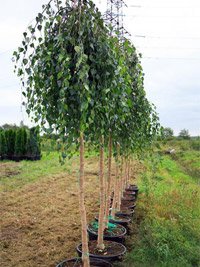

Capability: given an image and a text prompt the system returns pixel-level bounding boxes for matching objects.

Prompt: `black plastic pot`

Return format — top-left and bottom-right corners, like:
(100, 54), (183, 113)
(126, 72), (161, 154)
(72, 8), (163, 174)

(95, 215), (131, 229)
(124, 191), (136, 196)
(115, 209), (135, 218)
(56, 257), (113, 267)
(126, 185), (139, 196)
(87, 223), (127, 243)
(122, 196), (136, 202)
(121, 203), (136, 210)
(76, 240), (126, 262)
(121, 202), (136, 210)
(126, 184), (138, 190)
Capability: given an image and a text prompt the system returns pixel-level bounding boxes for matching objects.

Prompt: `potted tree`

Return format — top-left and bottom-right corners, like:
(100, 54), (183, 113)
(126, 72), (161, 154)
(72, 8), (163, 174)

(14, 0), (126, 265)
(14, 0), (160, 265)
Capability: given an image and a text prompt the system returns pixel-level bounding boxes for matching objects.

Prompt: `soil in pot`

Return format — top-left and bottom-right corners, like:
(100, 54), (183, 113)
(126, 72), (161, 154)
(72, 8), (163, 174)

(95, 215), (131, 227)
(121, 200), (136, 207)
(76, 240), (126, 262)
(88, 221), (127, 243)
(56, 257), (113, 267)
(115, 209), (135, 217)
(122, 196), (136, 202)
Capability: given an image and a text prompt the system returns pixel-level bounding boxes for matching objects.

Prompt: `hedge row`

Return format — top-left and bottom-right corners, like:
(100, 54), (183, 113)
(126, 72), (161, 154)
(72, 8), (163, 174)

(0, 127), (41, 161)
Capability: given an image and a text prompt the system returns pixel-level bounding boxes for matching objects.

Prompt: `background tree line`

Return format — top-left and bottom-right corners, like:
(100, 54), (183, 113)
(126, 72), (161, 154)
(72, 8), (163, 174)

(0, 125), (41, 161)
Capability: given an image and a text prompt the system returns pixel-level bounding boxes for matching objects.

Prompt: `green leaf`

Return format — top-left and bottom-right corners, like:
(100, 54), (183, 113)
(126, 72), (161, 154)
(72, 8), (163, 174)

(37, 25), (42, 31)
(23, 59), (28, 65)
(84, 84), (89, 91)
(74, 46), (81, 53)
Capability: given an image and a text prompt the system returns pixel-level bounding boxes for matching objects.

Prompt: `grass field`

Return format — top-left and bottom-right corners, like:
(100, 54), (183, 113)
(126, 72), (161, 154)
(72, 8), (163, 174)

(0, 139), (200, 267)
(123, 140), (200, 267)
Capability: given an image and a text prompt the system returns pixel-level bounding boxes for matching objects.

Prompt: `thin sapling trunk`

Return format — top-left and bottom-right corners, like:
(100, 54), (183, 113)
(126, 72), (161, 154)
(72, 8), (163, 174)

(79, 132), (90, 267)
(104, 134), (112, 228)
(97, 135), (105, 250)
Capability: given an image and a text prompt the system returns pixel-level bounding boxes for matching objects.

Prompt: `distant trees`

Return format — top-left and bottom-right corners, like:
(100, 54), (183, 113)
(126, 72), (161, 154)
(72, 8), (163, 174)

(162, 127), (174, 140)
(0, 123), (18, 130)
(178, 129), (190, 140)
(0, 126), (41, 161)
(0, 130), (7, 159)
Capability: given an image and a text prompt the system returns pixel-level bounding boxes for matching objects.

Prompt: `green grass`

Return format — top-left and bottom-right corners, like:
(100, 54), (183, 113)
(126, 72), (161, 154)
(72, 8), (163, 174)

(123, 143), (200, 267)
(172, 151), (200, 180)
(0, 151), (74, 191)
(0, 148), (99, 191)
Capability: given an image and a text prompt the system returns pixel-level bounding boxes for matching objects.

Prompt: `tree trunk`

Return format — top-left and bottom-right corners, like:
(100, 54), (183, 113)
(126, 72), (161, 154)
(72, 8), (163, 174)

(104, 134), (112, 228)
(124, 158), (128, 192)
(117, 157), (123, 211)
(111, 156), (118, 218)
(79, 132), (90, 267)
(97, 135), (105, 250)
(127, 158), (130, 188)
(111, 144), (120, 214)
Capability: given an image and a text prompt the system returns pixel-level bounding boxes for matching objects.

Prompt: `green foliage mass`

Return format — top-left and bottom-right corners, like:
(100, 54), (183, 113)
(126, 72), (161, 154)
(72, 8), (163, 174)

(0, 131), (7, 157)
(5, 129), (16, 156)
(178, 129), (190, 140)
(161, 127), (174, 140)
(13, 0), (160, 157)
(0, 127), (41, 160)
(27, 127), (41, 157)
(15, 128), (24, 157)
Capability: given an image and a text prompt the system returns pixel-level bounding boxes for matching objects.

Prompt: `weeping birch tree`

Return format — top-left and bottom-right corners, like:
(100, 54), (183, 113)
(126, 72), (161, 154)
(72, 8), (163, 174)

(13, 0), (120, 265)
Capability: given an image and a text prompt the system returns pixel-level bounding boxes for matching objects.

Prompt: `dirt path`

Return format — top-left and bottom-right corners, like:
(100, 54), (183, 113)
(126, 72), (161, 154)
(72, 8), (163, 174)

(0, 157), (141, 267)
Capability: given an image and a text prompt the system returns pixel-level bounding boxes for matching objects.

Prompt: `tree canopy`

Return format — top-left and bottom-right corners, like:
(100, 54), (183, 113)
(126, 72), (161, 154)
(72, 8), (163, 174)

(13, 0), (160, 157)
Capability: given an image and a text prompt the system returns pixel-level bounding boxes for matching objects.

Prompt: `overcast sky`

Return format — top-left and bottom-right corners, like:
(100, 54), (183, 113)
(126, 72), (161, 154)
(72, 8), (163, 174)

(0, 0), (200, 135)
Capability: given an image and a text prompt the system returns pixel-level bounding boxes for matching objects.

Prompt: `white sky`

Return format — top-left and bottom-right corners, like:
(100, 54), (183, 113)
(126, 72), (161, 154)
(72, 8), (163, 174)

(0, 0), (200, 136)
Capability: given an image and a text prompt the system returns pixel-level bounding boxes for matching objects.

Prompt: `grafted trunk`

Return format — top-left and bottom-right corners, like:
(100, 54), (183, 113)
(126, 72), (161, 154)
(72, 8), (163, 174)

(97, 135), (105, 250)
(79, 132), (90, 267)
(104, 134), (112, 228)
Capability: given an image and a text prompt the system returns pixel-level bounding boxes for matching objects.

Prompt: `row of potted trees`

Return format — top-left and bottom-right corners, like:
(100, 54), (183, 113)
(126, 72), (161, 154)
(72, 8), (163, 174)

(0, 127), (41, 161)
(13, 0), (160, 266)
(58, 180), (139, 266)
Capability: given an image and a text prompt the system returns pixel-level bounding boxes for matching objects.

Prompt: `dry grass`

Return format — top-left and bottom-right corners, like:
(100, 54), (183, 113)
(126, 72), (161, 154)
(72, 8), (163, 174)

(0, 157), (100, 267)
(0, 157), (140, 267)
(0, 162), (21, 178)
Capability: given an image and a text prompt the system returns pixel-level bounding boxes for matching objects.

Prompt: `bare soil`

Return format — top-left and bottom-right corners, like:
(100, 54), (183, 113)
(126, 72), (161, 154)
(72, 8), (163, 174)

(0, 158), (141, 267)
